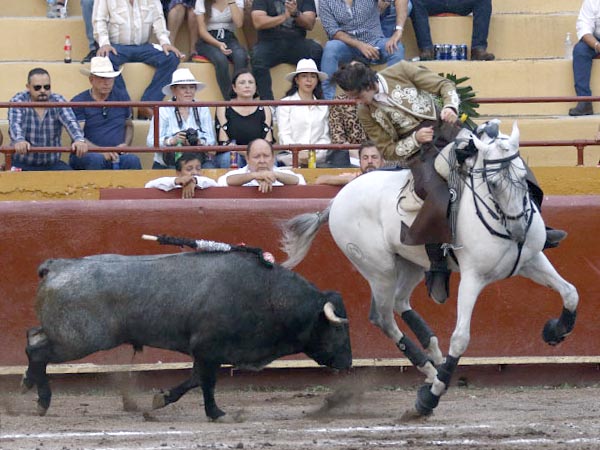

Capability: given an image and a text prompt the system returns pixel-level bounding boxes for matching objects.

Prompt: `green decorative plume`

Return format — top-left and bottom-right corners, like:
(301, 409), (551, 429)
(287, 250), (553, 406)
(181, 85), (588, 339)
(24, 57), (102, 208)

(437, 73), (480, 130)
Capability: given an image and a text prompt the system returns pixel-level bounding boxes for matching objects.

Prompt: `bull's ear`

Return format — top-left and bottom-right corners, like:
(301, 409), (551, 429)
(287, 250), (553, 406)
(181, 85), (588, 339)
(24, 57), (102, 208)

(323, 302), (348, 325)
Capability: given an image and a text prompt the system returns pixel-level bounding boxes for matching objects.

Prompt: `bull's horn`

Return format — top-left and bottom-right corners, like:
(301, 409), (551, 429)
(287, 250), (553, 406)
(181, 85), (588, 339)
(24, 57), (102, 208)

(323, 302), (348, 325)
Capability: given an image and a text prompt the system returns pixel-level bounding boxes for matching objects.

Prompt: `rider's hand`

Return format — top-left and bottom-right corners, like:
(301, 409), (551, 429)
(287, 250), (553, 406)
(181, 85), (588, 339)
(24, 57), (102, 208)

(440, 107), (458, 124)
(414, 126), (434, 144)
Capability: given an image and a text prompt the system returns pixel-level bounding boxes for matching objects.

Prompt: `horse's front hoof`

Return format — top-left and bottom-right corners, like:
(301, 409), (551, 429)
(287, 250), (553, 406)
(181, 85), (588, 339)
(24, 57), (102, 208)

(414, 384), (439, 416)
(20, 376), (34, 394)
(542, 318), (566, 346)
(152, 392), (167, 410)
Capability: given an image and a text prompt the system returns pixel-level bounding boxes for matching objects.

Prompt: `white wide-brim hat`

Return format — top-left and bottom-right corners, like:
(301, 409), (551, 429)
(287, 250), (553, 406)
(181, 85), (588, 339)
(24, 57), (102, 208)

(285, 58), (328, 82)
(162, 68), (206, 96)
(80, 56), (122, 78)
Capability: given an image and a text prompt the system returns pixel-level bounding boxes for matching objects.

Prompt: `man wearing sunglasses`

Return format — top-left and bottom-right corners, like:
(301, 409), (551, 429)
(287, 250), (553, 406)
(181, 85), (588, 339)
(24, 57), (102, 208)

(70, 57), (141, 170)
(8, 67), (88, 171)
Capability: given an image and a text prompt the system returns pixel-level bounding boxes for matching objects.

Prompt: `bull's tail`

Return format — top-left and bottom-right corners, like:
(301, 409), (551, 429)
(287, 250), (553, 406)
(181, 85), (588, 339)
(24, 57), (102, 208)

(280, 206), (330, 269)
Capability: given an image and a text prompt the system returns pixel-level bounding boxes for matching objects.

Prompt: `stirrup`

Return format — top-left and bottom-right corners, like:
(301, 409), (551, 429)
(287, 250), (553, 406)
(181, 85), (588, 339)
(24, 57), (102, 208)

(441, 242), (462, 257)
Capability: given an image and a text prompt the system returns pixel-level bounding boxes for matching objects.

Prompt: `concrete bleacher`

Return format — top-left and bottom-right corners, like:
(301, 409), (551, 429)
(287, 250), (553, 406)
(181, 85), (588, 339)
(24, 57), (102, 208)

(1, 0), (599, 168)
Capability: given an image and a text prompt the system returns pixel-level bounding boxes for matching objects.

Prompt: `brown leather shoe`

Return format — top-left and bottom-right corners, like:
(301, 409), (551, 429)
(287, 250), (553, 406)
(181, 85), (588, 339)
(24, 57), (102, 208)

(471, 47), (495, 61)
(419, 48), (435, 61)
(137, 107), (154, 120)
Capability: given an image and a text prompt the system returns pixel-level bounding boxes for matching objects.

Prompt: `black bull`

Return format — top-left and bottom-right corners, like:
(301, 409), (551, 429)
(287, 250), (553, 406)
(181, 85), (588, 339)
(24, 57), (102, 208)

(22, 251), (352, 419)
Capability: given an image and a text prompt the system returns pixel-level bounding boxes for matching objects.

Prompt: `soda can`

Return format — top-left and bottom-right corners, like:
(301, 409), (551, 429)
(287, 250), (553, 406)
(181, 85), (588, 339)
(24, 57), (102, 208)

(434, 44), (442, 60)
(460, 44), (468, 60)
(450, 44), (458, 60)
(443, 44), (452, 60)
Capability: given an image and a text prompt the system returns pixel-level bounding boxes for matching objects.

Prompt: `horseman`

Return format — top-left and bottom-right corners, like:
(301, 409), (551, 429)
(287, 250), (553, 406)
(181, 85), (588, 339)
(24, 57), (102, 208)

(330, 61), (566, 303)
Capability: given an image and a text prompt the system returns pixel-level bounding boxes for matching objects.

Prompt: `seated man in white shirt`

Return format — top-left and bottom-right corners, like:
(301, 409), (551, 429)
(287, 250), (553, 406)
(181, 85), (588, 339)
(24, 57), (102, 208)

(145, 152), (217, 199)
(218, 138), (306, 193)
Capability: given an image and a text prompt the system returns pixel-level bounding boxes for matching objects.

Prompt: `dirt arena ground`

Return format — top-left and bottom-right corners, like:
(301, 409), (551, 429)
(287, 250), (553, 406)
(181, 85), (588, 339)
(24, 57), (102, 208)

(2, 372), (600, 450)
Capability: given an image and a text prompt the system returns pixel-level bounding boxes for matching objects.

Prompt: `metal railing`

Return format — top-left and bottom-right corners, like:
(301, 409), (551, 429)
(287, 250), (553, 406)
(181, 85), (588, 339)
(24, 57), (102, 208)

(1, 96), (599, 170)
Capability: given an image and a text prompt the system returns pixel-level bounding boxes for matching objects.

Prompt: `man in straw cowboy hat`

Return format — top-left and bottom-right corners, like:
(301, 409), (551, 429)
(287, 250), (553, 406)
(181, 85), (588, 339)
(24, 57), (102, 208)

(70, 56), (141, 170)
(92, 0), (182, 120)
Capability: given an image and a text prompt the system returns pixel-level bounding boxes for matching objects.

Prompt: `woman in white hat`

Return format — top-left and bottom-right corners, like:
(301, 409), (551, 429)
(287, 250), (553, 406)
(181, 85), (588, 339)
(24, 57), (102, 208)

(146, 68), (217, 169)
(276, 58), (331, 167)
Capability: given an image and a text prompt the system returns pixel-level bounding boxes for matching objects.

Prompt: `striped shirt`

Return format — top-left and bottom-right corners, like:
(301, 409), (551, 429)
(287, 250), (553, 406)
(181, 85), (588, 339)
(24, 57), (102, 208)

(319, 0), (384, 47)
(8, 91), (84, 167)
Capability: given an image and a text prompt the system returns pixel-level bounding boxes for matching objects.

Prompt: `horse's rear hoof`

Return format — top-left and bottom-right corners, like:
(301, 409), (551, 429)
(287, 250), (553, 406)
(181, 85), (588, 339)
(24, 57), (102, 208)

(152, 393), (167, 410)
(20, 376), (34, 394)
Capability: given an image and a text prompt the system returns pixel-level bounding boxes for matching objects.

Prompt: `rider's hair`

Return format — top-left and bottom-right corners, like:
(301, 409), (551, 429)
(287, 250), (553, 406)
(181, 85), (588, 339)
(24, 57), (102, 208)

(331, 62), (378, 94)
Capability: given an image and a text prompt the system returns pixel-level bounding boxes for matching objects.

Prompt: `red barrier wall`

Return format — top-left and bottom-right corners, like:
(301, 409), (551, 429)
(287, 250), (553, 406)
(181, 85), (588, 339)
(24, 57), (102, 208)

(0, 195), (598, 368)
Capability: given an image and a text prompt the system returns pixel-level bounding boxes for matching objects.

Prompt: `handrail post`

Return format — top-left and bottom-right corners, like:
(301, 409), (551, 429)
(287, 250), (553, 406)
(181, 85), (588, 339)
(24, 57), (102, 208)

(292, 146), (299, 168)
(5, 151), (13, 171)
(575, 144), (585, 166)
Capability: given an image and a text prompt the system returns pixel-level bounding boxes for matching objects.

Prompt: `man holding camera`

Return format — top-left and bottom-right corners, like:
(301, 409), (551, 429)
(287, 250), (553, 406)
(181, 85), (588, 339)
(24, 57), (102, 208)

(71, 57), (142, 170)
(146, 68), (216, 169)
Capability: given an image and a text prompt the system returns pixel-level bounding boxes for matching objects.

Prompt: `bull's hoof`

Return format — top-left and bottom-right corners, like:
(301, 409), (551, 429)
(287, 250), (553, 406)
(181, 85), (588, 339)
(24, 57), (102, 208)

(542, 318), (566, 346)
(414, 384), (439, 417)
(152, 392), (167, 410)
(20, 375), (34, 394)
(207, 407), (226, 421)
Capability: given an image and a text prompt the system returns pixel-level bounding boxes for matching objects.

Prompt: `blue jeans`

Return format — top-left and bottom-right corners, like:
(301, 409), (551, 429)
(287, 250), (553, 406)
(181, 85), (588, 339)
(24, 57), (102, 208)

(251, 38), (323, 100)
(12, 160), (72, 171)
(81, 0), (95, 50)
(573, 40), (597, 97)
(321, 39), (405, 99)
(69, 153), (142, 170)
(195, 30), (249, 99)
(202, 151), (246, 169)
(109, 43), (180, 101)
(410, 0), (492, 50)
(380, 1), (413, 38)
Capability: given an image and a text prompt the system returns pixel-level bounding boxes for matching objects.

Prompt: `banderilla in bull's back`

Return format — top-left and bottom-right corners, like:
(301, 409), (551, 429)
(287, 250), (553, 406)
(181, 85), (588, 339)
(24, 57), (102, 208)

(23, 235), (352, 419)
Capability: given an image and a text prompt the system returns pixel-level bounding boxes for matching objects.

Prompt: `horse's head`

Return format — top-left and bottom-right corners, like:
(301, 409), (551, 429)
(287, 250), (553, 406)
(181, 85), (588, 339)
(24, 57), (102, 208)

(471, 122), (532, 243)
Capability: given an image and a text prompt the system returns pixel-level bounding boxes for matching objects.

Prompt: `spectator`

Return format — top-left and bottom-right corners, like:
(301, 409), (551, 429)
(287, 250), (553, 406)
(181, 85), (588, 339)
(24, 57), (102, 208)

(410, 0), (495, 61)
(250, 0), (323, 100)
(93, 0), (182, 120)
(569, 0), (600, 116)
(276, 58), (330, 167)
(315, 140), (384, 185)
(319, 0), (405, 99)
(379, 0), (412, 41)
(194, 0), (249, 99)
(70, 57), (142, 170)
(146, 68), (216, 169)
(167, 0), (199, 60)
(214, 68), (274, 168)
(328, 90), (368, 167)
(145, 152), (218, 198)
(80, 0), (97, 63)
(217, 138), (306, 192)
(8, 68), (88, 171)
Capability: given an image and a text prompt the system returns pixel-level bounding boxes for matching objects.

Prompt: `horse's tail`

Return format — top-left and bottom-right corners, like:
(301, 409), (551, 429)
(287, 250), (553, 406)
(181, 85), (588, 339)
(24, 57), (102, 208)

(280, 206), (331, 269)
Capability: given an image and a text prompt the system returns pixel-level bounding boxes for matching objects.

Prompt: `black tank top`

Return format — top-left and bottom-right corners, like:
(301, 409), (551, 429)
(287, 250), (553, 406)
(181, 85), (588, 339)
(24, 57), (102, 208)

(216, 106), (271, 145)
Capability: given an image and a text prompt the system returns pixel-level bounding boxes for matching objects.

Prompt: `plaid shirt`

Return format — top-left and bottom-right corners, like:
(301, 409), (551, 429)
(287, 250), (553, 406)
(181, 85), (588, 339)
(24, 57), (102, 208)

(319, 0), (383, 47)
(8, 91), (84, 167)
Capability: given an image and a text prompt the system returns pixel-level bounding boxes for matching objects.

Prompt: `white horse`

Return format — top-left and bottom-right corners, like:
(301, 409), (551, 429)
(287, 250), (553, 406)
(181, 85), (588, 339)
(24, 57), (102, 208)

(280, 123), (579, 416)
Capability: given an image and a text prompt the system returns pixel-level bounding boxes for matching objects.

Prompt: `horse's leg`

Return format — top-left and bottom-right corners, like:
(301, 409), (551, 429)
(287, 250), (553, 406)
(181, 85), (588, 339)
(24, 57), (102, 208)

(368, 261), (439, 383)
(415, 274), (484, 416)
(518, 253), (578, 345)
(152, 359), (201, 410)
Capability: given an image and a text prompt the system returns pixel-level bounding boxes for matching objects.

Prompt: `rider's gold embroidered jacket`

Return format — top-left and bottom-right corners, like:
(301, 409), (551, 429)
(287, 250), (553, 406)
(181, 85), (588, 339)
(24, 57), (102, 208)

(357, 61), (460, 160)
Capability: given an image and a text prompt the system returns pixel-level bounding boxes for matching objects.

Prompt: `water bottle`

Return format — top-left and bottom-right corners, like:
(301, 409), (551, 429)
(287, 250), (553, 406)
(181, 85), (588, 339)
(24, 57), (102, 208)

(64, 35), (72, 63)
(564, 32), (573, 60)
(308, 150), (317, 169)
(229, 139), (238, 169)
(47, 0), (57, 18)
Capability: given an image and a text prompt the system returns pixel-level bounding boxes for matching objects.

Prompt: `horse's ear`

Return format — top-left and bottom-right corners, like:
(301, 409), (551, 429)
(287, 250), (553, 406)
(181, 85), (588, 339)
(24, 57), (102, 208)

(472, 134), (490, 153)
(508, 122), (520, 150)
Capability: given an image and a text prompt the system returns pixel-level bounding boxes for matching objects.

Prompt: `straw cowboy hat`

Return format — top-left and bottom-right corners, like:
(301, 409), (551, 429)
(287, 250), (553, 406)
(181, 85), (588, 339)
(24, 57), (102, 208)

(161, 68), (206, 96)
(285, 58), (328, 82)
(80, 56), (122, 78)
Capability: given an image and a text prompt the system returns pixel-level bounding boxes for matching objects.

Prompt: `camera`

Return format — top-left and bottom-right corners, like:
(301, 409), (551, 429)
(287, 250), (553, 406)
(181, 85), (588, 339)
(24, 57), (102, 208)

(185, 128), (199, 146)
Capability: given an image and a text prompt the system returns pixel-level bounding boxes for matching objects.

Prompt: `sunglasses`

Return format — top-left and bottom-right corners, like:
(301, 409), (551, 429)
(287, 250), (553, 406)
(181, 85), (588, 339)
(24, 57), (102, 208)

(32, 84), (51, 91)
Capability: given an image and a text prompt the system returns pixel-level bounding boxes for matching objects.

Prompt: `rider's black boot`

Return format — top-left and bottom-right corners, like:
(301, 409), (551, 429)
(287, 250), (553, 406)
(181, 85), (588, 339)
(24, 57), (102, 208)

(544, 227), (567, 249)
(425, 243), (451, 304)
